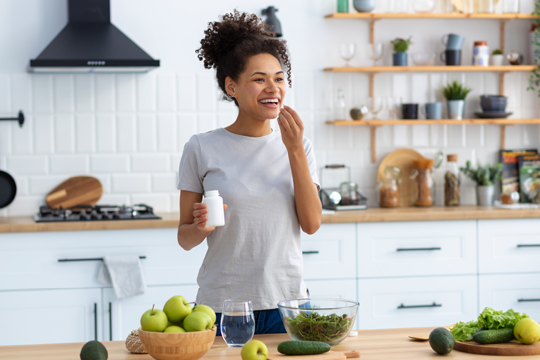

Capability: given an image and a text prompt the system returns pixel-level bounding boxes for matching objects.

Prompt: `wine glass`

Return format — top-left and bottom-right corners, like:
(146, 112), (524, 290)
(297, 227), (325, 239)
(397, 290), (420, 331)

(340, 43), (356, 67)
(369, 97), (383, 120)
(386, 96), (403, 119)
(370, 43), (384, 66)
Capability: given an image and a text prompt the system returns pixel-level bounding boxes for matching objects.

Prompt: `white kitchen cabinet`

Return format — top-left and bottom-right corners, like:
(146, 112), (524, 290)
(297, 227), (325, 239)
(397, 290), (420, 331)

(302, 223), (356, 280)
(357, 221), (477, 278)
(357, 275), (478, 330)
(0, 229), (205, 291)
(478, 219), (540, 274)
(103, 285), (198, 341)
(0, 288), (102, 346)
(479, 273), (540, 321)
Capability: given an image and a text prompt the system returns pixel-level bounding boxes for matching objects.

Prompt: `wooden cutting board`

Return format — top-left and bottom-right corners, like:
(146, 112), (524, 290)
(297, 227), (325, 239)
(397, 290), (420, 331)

(269, 350), (360, 360)
(46, 176), (103, 209)
(453, 339), (540, 356)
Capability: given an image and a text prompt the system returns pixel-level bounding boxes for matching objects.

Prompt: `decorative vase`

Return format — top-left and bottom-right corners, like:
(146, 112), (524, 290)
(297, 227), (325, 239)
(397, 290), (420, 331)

(353, 0), (377, 12)
(477, 185), (495, 206)
(393, 53), (408, 66)
(490, 54), (504, 66)
(447, 99), (465, 120)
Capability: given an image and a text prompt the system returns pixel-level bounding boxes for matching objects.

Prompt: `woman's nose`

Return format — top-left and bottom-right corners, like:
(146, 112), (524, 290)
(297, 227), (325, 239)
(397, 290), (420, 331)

(265, 81), (279, 93)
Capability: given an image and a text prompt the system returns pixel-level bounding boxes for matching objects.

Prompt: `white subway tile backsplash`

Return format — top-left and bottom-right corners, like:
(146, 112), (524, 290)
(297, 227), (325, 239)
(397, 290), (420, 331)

(54, 114), (75, 153)
(54, 75), (74, 112)
(130, 193), (170, 212)
(13, 176), (28, 196)
(6, 156), (47, 175)
(116, 114), (137, 153)
(10, 73), (32, 113)
(112, 174), (150, 193)
(393, 125), (409, 147)
(116, 74), (136, 112)
(217, 112), (236, 128)
(411, 125), (429, 147)
(131, 154), (169, 172)
(136, 73), (156, 112)
(137, 114), (157, 152)
(95, 74), (115, 112)
(157, 73), (177, 112)
(75, 114), (95, 153)
(49, 155), (89, 174)
(33, 115), (53, 154)
(0, 123), (11, 155)
(171, 153), (182, 172)
(32, 75), (53, 113)
(6, 196), (44, 216)
(197, 113), (217, 134)
(0, 74), (10, 113)
(171, 192), (180, 212)
(96, 114), (116, 152)
(178, 113), (197, 149)
(12, 115), (33, 154)
(74, 74), (94, 112)
(197, 73), (216, 112)
(29, 175), (67, 195)
(93, 174), (111, 193)
(97, 194), (131, 206)
(157, 114), (176, 153)
(177, 73), (196, 111)
(152, 174), (177, 192)
(91, 155), (129, 173)
(295, 72), (315, 111)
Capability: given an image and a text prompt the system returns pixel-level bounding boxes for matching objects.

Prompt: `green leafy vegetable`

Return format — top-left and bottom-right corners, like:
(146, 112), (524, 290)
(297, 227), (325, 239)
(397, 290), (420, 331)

(450, 308), (529, 342)
(286, 311), (353, 342)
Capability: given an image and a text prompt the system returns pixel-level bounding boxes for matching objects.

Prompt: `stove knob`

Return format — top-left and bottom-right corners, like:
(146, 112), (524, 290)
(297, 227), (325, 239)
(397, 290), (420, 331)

(91, 210), (98, 219)
(113, 211), (120, 219)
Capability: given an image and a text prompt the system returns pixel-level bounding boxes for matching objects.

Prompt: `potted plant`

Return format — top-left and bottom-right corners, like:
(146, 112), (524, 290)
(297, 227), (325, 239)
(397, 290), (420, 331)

(460, 160), (503, 206)
(442, 80), (472, 120)
(391, 37), (412, 66)
(491, 49), (504, 66)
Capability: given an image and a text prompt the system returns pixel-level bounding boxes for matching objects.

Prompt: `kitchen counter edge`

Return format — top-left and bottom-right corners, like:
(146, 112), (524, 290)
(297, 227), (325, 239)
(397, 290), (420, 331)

(1, 206), (539, 233)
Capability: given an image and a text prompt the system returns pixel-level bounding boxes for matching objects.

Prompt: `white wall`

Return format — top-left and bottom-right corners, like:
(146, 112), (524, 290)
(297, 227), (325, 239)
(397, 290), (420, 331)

(0, 0), (539, 216)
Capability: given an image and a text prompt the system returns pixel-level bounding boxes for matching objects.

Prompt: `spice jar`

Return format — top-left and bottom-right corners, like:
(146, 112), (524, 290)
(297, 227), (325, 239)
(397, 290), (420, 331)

(339, 181), (360, 205)
(378, 179), (400, 208)
(411, 158), (435, 207)
(444, 154), (460, 206)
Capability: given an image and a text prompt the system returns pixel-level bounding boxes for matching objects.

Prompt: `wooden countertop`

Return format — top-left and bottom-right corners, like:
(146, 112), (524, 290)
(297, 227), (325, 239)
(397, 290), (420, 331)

(1, 206), (539, 233)
(2, 327), (537, 360)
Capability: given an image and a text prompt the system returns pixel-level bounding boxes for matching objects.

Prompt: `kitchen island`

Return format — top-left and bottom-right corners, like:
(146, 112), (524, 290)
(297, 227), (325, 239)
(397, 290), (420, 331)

(2, 327), (535, 360)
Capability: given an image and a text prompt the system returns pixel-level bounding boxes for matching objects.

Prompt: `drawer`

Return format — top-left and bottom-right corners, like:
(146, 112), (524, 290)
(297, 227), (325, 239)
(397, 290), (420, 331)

(357, 221), (476, 278)
(302, 223), (356, 280)
(479, 219), (540, 274)
(0, 229), (206, 290)
(357, 275), (478, 330)
(479, 273), (540, 321)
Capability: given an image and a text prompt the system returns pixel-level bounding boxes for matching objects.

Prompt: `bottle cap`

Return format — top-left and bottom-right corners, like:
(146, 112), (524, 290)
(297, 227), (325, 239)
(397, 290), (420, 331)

(204, 190), (219, 197)
(447, 154), (458, 162)
(474, 41), (487, 46)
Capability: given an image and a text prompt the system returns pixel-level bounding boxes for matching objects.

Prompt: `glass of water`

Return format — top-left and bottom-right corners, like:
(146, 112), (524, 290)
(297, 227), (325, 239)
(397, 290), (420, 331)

(221, 299), (255, 347)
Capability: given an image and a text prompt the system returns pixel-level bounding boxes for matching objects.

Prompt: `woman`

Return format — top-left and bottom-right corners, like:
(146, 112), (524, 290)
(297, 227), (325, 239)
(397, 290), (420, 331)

(177, 10), (322, 335)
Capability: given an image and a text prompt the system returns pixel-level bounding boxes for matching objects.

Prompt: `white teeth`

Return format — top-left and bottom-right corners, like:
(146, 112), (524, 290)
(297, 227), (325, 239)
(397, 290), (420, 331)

(260, 99), (278, 104)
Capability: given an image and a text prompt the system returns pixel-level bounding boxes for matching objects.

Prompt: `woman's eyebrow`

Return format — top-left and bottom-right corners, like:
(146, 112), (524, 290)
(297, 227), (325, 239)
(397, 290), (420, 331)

(250, 71), (284, 76)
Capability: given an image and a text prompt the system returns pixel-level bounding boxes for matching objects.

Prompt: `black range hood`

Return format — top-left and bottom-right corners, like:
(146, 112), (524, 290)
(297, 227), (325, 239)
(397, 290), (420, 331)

(29, 0), (160, 73)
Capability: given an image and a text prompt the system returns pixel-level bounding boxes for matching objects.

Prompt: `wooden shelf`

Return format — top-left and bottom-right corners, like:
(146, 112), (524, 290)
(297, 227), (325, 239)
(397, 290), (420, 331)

(324, 65), (537, 72)
(327, 119), (540, 125)
(325, 13), (539, 19)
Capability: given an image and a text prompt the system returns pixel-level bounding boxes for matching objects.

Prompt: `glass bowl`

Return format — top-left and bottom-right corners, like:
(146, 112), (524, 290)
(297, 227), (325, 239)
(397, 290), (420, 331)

(412, 52), (436, 66)
(277, 298), (359, 345)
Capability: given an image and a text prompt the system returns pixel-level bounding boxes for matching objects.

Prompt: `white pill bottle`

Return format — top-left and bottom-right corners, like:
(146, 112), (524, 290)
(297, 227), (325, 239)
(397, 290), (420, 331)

(202, 190), (225, 227)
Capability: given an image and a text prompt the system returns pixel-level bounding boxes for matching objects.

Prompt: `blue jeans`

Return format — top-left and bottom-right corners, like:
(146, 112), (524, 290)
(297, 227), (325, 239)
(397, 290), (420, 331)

(214, 308), (286, 336)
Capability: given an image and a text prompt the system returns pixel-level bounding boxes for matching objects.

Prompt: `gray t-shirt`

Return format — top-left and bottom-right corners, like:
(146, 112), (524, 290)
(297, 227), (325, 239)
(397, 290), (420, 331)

(177, 127), (319, 312)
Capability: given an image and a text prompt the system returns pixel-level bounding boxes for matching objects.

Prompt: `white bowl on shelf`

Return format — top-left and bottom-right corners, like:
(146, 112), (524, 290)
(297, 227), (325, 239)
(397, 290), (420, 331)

(411, 52), (436, 66)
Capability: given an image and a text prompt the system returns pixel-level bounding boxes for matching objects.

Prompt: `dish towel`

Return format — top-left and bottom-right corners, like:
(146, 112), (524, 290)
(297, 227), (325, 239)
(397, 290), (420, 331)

(97, 255), (147, 299)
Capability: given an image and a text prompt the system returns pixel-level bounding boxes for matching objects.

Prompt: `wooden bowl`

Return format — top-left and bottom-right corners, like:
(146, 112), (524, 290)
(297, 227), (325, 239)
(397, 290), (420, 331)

(138, 327), (217, 360)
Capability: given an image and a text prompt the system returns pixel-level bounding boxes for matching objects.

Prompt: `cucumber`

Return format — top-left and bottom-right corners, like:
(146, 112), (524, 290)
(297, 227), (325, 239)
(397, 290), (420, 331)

(473, 328), (514, 344)
(277, 341), (331, 355)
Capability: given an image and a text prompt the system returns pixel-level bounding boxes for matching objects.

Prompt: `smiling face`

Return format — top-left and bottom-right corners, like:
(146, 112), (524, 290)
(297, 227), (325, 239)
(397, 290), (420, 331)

(226, 53), (287, 121)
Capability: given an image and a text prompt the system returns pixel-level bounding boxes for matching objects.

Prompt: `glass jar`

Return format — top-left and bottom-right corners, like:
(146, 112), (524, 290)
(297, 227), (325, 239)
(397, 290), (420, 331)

(444, 154), (460, 206)
(503, 0), (519, 13)
(378, 179), (400, 208)
(337, 0), (349, 13)
(339, 181), (359, 205)
(411, 168), (435, 207)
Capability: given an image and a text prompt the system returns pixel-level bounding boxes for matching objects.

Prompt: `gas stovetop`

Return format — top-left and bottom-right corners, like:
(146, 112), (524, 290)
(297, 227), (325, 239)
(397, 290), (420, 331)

(34, 204), (162, 222)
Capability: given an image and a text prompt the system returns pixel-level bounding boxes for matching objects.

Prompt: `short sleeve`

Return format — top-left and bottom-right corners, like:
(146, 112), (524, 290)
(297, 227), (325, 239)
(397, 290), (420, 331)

(177, 135), (204, 193)
(303, 137), (320, 191)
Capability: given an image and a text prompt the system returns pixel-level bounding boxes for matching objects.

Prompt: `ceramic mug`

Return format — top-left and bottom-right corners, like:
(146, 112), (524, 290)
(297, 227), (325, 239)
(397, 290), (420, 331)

(440, 50), (462, 66)
(422, 102), (443, 119)
(441, 33), (465, 50)
(402, 104), (419, 119)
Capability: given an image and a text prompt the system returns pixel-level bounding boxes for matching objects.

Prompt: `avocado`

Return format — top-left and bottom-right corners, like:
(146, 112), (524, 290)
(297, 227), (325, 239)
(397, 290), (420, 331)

(429, 327), (455, 355)
(473, 328), (514, 344)
(80, 340), (108, 360)
(277, 341), (331, 355)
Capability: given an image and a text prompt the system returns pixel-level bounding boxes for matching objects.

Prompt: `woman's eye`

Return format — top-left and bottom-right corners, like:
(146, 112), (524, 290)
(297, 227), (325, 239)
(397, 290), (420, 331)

(255, 78), (264, 82)
(276, 77), (284, 82)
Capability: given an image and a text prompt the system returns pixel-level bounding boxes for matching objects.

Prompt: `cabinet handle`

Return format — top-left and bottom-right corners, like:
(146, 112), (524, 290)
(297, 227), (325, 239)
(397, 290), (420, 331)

(58, 256), (146, 262)
(517, 244), (540, 248)
(396, 247), (441, 251)
(109, 302), (112, 341)
(302, 251), (320, 255)
(518, 298), (540, 302)
(398, 302), (442, 309)
(94, 303), (98, 341)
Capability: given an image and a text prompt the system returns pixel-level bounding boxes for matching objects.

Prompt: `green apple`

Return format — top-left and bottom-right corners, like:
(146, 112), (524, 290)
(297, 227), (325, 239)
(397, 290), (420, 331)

(514, 318), (540, 344)
(192, 304), (216, 323)
(140, 305), (168, 332)
(163, 295), (192, 324)
(241, 340), (268, 360)
(164, 325), (186, 333)
(183, 311), (214, 332)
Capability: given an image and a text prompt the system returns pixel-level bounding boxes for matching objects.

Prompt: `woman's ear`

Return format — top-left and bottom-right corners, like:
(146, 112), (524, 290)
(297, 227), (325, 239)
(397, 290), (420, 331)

(224, 77), (236, 98)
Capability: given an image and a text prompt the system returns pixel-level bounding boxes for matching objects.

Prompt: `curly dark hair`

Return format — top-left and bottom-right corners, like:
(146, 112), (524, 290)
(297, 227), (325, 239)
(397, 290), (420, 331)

(196, 10), (292, 106)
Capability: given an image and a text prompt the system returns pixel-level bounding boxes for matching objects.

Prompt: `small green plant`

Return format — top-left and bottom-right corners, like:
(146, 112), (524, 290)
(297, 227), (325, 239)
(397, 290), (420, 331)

(442, 80), (472, 101)
(492, 49), (503, 55)
(528, 2), (540, 97)
(460, 161), (503, 186)
(391, 37), (412, 53)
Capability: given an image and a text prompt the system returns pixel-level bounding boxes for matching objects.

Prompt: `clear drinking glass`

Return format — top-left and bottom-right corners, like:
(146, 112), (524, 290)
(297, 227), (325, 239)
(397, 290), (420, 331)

(370, 43), (384, 66)
(221, 300), (255, 347)
(369, 97), (383, 120)
(386, 96), (402, 119)
(340, 43), (356, 66)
